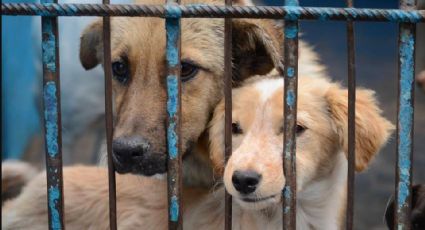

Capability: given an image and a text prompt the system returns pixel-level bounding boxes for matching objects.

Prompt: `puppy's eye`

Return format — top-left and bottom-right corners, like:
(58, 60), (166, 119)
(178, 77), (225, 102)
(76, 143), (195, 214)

(296, 125), (306, 135)
(232, 122), (243, 135)
(181, 61), (199, 82)
(112, 59), (129, 84)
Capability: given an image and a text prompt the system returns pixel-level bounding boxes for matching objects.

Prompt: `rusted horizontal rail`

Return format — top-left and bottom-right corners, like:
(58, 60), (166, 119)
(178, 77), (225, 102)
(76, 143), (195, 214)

(2, 3), (425, 22)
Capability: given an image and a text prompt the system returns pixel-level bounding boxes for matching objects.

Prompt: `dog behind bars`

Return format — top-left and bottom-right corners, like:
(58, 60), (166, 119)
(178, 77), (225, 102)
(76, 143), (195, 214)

(186, 76), (394, 229)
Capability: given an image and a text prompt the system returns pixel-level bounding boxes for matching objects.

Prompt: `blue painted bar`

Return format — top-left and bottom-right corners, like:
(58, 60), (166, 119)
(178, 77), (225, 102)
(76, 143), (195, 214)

(165, 4), (182, 229)
(282, 0), (299, 229)
(2, 3), (425, 22)
(395, 22), (415, 230)
(41, 0), (64, 229)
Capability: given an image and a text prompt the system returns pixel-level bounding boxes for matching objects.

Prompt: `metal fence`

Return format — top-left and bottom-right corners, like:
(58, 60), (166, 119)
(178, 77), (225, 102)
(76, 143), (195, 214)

(2, 0), (424, 229)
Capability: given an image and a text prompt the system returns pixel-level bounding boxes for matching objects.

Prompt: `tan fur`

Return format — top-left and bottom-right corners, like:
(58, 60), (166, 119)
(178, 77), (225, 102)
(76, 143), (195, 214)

(2, 166), (208, 230)
(195, 76), (394, 229)
(2, 161), (38, 204)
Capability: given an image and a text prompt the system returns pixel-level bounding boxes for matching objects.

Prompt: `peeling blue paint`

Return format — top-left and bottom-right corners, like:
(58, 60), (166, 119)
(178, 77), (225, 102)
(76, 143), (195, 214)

(397, 29), (414, 211)
(167, 76), (178, 117)
(284, 6), (301, 20)
(170, 196), (179, 222)
(165, 4), (182, 18)
(384, 10), (422, 23)
(286, 90), (295, 107)
(284, 22), (298, 39)
(167, 76), (179, 159)
(283, 186), (292, 198)
(282, 186), (292, 213)
(165, 18), (180, 67)
(44, 82), (58, 157)
(286, 67), (294, 78)
(48, 186), (62, 229)
(167, 123), (178, 159)
(42, 18), (56, 72)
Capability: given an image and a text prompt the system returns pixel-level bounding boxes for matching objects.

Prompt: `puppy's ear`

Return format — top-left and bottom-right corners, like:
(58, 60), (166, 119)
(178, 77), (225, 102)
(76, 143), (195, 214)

(208, 100), (226, 175)
(80, 19), (103, 70)
(326, 86), (395, 172)
(232, 19), (283, 83)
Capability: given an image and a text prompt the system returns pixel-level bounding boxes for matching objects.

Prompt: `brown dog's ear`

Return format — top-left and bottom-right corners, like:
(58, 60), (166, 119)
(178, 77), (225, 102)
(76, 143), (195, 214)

(208, 99), (226, 175)
(80, 19), (103, 70)
(326, 86), (395, 172)
(232, 19), (283, 83)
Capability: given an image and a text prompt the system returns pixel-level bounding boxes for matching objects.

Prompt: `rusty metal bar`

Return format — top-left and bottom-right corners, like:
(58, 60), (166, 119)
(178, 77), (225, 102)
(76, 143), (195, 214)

(102, 0), (117, 229)
(41, 0), (64, 229)
(224, 0), (233, 229)
(345, 0), (356, 230)
(395, 0), (416, 229)
(165, 2), (183, 229)
(282, 0), (298, 229)
(2, 3), (425, 22)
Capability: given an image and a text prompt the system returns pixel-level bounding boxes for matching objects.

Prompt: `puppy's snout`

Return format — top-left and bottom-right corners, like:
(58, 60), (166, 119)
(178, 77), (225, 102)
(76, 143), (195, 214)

(112, 136), (150, 159)
(232, 170), (262, 194)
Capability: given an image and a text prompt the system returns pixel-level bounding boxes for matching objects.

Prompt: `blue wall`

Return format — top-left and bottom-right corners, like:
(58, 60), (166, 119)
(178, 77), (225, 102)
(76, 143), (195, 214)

(2, 0), (40, 159)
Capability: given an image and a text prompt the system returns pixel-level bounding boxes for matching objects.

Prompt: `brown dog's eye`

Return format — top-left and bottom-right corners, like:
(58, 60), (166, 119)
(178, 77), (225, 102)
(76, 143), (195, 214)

(112, 59), (129, 84)
(232, 122), (243, 135)
(296, 125), (306, 135)
(181, 61), (199, 82)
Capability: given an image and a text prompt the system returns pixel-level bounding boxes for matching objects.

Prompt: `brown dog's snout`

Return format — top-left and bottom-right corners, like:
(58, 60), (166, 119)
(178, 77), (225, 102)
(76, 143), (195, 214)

(112, 136), (166, 176)
(232, 170), (262, 195)
(112, 136), (150, 159)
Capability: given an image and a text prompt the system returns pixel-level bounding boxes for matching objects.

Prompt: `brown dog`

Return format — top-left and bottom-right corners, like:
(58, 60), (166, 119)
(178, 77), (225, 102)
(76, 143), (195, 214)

(79, 0), (285, 186)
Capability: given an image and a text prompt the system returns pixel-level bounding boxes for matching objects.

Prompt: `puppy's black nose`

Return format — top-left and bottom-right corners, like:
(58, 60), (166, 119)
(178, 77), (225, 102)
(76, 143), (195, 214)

(232, 170), (262, 194)
(112, 136), (150, 161)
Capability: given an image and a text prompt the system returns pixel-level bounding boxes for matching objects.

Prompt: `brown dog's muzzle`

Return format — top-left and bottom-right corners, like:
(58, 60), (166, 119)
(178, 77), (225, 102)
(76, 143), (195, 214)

(112, 135), (167, 176)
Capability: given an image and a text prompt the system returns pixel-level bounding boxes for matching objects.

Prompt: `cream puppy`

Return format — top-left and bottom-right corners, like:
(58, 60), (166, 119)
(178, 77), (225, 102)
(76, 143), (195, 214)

(186, 76), (394, 230)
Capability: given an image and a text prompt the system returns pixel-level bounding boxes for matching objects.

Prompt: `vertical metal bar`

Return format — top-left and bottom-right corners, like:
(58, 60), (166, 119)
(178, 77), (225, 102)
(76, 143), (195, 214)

(346, 0), (356, 230)
(282, 0), (299, 229)
(224, 0), (233, 229)
(102, 0), (117, 229)
(165, 2), (182, 230)
(395, 0), (416, 229)
(41, 0), (64, 229)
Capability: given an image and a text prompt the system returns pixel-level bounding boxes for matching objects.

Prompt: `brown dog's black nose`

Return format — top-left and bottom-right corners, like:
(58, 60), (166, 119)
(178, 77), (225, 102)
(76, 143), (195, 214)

(232, 170), (262, 194)
(112, 136), (167, 176)
(112, 136), (150, 159)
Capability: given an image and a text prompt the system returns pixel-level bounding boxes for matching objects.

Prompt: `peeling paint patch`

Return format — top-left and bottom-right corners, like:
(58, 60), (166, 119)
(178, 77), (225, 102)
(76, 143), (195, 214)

(44, 82), (58, 157)
(167, 76), (178, 117)
(286, 90), (295, 107)
(284, 24), (298, 39)
(284, 6), (301, 20)
(165, 4), (182, 18)
(167, 75), (179, 159)
(282, 186), (292, 213)
(165, 17), (180, 67)
(167, 122), (178, 159)
(170, 196), (179, 222)
(42, 19), (57, 72)
(48, 186), (62, 229)
(286, 67), (294, 78)
(397, 28), (414, 211)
